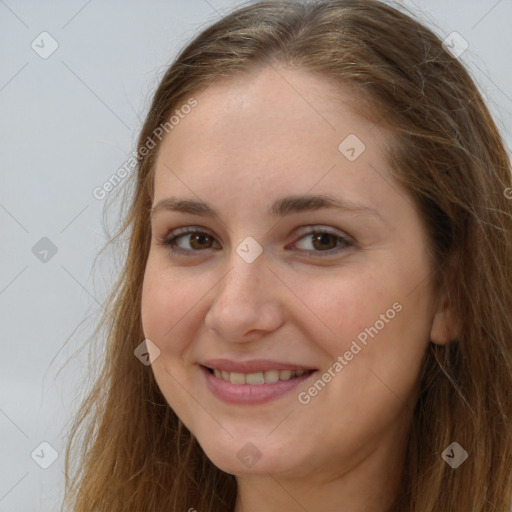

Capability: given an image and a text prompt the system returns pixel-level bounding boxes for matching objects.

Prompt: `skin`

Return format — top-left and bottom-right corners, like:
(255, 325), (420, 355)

(140, 64), (455, 511)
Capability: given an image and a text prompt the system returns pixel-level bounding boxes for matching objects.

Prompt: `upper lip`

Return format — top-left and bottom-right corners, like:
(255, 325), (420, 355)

(201, 358), (317, 373)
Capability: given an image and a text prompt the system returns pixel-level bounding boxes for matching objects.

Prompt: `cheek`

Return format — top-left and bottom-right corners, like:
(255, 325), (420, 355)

(301, 251), (432, 369)
(294, 264), (397, 353)
(140, 260), (206, 428)
(140, 259), (200, 354)
(307, 263), (433, 415)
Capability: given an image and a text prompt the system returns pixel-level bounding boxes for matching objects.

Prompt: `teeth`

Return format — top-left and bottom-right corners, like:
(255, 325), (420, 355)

(229, 372), (246, 385)
(211, 368), (309, 384)
(264, 369), (279, 383)
(279, 370), (292, 380)
(246, 372), (265, 385)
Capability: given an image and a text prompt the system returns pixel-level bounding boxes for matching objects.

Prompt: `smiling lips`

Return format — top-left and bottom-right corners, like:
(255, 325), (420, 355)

(211, 368), (310, 385)
(200, 358), (318, 404)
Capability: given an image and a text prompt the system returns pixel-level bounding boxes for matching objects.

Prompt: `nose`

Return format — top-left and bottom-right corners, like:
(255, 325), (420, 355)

(204, 247), (285, 343)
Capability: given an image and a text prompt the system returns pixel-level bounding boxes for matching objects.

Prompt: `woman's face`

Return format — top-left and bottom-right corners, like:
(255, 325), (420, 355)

(141, 65), (443, 479)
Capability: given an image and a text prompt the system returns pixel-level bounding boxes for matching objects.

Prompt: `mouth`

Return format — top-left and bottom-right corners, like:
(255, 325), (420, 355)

(203, 366), (315, 385)
(199, 363), (319, 405)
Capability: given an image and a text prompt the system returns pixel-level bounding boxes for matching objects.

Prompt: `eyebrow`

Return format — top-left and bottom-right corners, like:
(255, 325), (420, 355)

(150, 194), (381, 220)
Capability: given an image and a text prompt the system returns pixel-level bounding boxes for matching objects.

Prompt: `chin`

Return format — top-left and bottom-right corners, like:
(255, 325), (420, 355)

(203, 446), (285, 476)
(195, 433), (311, 477)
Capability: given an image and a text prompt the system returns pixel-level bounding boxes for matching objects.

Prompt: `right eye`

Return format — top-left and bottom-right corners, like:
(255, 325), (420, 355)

(157, 227), (221, 255)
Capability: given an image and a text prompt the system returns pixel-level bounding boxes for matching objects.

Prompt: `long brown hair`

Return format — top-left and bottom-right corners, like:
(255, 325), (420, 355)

(62, 1), (512, 510)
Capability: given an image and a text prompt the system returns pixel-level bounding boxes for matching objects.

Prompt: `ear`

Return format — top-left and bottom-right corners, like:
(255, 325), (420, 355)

(430, 270), (459, 345)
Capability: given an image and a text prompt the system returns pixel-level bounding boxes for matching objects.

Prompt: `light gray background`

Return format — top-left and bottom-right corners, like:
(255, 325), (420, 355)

(1, 1), (511, 510)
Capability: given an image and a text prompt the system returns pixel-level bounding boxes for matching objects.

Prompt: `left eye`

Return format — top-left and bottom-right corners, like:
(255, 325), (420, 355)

(291, 230), (352, 255)
(158, 227), (352, 257)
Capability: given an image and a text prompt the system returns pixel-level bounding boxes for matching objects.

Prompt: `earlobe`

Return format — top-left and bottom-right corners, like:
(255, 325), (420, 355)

(430, 282), (459, 345)
(430, 311), (453, 345)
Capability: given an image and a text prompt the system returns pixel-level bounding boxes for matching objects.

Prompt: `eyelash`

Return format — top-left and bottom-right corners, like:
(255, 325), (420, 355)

(157, 226), (353, 258)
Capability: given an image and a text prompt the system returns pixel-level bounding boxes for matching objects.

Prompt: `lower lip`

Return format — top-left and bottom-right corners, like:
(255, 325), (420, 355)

(200, 365), (317, 405)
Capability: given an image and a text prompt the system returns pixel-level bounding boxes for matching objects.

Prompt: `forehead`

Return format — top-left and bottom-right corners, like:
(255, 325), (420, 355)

(152, 65), (395, 219)
(159, 66), (384, 159)
(160, 65), (371, 147)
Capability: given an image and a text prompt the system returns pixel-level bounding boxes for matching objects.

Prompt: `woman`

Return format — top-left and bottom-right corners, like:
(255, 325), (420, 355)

(63, 0), (512, 510)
